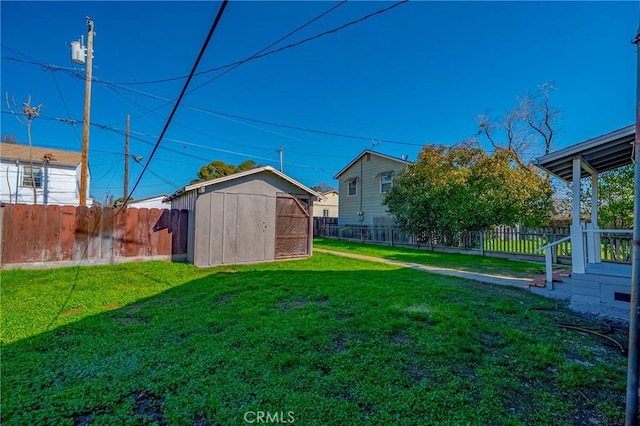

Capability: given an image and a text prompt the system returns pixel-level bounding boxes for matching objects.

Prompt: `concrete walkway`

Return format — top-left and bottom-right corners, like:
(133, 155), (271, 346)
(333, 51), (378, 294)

(314, 248), (532, 290)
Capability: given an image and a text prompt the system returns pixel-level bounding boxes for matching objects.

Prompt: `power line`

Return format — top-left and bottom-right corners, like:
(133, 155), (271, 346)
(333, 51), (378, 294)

(121, 0), (230, 206)
(5, 50), (424, 148)
(96, 81), (425, 146)
(1, 109), (351, 169)
(186, 106), (425, 147)
(106, 1), (405, 87)
(186, 1), (348, 94)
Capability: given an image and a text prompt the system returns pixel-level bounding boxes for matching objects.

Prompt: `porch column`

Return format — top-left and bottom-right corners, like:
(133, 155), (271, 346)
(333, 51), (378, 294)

(571, 158), (585, 273)
(589, 173), (601, 263)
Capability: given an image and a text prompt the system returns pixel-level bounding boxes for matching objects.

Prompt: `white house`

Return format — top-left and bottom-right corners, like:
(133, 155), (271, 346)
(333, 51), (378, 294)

(0, 143), (90, 206)
(127, 194), (170, 209)
(312, 190), (338, 218)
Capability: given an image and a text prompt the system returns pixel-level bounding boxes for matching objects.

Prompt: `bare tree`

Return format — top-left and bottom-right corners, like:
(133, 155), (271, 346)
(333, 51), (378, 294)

(517, 83), (557, 156)
(477, 84), (558, 169)
(6, 93), (43, 204)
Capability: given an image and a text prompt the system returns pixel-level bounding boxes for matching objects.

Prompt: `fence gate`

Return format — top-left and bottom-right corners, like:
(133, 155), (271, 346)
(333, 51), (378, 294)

(275, 195), (309, 259)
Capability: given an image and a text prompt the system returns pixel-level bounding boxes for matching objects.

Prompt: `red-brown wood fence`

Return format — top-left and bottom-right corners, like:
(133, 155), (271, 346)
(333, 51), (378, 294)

(0, 204), (188, 267)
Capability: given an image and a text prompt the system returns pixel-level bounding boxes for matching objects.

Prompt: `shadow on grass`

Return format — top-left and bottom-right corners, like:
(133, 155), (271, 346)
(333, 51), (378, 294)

(2, 264), (626, 425)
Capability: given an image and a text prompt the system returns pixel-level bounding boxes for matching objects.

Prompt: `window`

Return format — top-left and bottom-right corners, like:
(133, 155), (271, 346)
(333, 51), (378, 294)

(380, 171), (394, 193)
(323, 209), (329, 217)
(348, 179), (358, 196)
(22, 166), (43, 188)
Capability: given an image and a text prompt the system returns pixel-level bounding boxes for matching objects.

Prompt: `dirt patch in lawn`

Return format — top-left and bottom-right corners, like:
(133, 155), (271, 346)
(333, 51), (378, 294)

(405, 361), (430, 383)
(390, 332), (414, 345)
(131, 391), (165, 425)
(125, 302), (149, 314)
(278, 296), (328, 313)
(60, 307), (83, 317)
(102, 303), (122, 311)
(72, 412), (93, 426)
(328, 335), (348, 354)
(117, 316), (149, 325)
(214, 293), (237, 306)
(336, 312), (355, 321)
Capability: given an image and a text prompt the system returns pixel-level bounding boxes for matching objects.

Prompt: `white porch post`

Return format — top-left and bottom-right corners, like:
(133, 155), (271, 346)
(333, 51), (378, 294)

(571, 158), (585, 273)
(590, 173), (601, 263)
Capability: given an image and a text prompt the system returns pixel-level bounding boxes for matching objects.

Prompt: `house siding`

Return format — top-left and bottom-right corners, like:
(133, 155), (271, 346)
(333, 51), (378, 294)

(0, 160), (87, 206)
(337, 154), (408, 226)
(312, 191), (339, 217)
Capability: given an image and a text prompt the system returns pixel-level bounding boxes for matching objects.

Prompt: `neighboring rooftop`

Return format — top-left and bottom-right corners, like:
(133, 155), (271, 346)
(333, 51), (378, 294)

(333, 149), (412, 179)
(0, 143), (82, 166)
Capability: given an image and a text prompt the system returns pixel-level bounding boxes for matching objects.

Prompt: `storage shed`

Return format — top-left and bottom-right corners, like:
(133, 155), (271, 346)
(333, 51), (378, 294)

(165, 166), (322, 267)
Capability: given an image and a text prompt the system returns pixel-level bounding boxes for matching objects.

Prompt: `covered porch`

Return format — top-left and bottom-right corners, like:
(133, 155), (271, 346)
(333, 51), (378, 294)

(533, 124), (634, 320)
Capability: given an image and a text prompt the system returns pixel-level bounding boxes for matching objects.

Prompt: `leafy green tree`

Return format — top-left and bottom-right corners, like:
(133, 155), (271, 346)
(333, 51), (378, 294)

(384, 143), (551, 238)
(582, 164), (633, 229)
(191, 160), (259, 184)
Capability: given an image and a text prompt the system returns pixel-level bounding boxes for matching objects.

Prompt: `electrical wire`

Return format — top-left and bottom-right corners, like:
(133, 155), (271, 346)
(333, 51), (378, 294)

(185, 1), (348, 94)
(91, 82), (425, 147)
(2, 109), (345, 172)
(50, 70), (82, 145)
(105, 1), (405, 87)
(3, 54), (425, 148)
(115, 1), (230, 207)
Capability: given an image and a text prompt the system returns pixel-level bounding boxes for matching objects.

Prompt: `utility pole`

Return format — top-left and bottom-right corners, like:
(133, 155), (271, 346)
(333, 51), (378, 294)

(123, 115), (130, 205)
(79, 17), (94, 206)
(278, 146), (284, 172)
(626, 20), (640, 426)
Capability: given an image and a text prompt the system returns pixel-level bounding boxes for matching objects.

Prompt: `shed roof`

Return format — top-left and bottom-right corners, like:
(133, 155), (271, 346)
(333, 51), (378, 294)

(333, 150), (412, 179)
(166, 166), (322, 201)
(0, 143), (82, 166)
(533, 125), (635, 182)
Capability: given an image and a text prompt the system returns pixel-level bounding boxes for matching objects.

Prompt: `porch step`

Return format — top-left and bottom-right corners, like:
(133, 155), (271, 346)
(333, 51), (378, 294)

(530, 269), (571, 288)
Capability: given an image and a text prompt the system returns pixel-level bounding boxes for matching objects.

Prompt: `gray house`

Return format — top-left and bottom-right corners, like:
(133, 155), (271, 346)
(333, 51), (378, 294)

(334, 150), (411, 226)
(166, 166), (321, 267)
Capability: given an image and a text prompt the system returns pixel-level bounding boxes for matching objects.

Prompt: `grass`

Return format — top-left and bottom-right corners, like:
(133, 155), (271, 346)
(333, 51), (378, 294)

(314, 237), (547, 278)
(1, 254), (627, 425)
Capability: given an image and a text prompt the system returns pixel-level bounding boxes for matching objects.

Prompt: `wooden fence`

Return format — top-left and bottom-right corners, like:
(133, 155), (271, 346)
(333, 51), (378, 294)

(312, 216), (339, 237)
(0, 204), (188, 268)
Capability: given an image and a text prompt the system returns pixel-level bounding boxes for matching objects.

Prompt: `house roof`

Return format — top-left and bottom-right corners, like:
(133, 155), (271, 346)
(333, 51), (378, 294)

(0, 143), (82, 166)
(128, 194), (169, 204)
(166, 166), (322, 201)
(333, 150), (412, 179)
(533, 125), (635, 182)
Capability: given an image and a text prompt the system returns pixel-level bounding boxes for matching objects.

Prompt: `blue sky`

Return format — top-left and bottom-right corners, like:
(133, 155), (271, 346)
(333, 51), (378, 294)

(1, 1), (637, 201)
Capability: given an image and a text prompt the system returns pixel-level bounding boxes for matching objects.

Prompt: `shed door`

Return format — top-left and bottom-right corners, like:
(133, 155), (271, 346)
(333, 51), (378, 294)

(275, 195), (309, 259)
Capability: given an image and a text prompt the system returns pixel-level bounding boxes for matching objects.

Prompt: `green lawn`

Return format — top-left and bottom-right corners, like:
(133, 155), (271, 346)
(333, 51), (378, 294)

(314, 237), (547, 278)
(2, 254), (627, 425)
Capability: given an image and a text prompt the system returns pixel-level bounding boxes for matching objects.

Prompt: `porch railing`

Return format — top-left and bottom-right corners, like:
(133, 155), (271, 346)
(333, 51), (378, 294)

(536, 236), (572, 290)
(584, 228), (633, 264)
